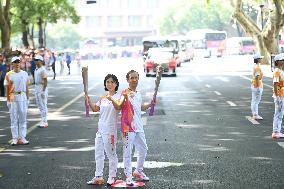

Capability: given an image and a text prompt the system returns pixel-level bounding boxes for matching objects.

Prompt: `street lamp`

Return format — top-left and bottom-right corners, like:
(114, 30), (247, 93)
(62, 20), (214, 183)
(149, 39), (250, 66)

(259, 4), (264, 30)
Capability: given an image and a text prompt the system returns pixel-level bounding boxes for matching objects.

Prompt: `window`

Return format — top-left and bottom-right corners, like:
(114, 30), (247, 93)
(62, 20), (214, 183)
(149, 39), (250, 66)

(128, 16), (142, 27)
(85, 16), (102, 28)
(107, 16), (122, 28)
(128, 0), (141, 8)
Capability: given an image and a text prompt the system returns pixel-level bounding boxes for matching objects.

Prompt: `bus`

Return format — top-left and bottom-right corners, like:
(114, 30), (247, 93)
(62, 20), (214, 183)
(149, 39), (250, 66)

(226, 37), (256, 55)
(167, 35), (194, 65)
(186, 29), (227, 58)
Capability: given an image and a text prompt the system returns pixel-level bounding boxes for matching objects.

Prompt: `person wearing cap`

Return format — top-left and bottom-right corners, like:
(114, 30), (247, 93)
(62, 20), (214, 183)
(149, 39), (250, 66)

(34, 55), (49, 128)
(272, 53), (284, 139)
(4, 56), (30, 145)
(251, 53), (264, 120)
(0, 53), (6, 97)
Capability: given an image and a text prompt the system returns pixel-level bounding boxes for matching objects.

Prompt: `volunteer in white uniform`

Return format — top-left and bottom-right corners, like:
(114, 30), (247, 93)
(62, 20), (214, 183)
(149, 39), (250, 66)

(34, 55), (48, 128)
(4, 56), (30, 145)
(272, 53), (284, 139)
(110, 70), (154, 186)
(251, 53), (264, 120)
(86, 74), (120, 186)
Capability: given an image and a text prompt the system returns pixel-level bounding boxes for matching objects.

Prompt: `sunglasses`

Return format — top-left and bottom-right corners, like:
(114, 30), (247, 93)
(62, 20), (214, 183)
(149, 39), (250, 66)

(12, 60), (21, 63)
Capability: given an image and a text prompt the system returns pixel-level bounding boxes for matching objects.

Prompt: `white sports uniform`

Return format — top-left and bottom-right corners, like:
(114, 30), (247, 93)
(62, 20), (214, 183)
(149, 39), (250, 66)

(34, 66), (48, 126)
(4, 70), (29, 140)
(251, 64), (263, 116)
(273, 68), (284, 133)
(94, 93), (120, 178)
(123, 90), (148, 177)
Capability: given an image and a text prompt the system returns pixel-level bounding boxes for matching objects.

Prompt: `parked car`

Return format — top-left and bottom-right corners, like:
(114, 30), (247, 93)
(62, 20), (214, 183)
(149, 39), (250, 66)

(143, 48), (177, 77)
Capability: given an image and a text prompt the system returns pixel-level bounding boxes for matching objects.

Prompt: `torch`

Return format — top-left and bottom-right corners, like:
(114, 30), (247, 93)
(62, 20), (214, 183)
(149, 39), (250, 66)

(82, 66), (90, 117)
(149, 65), (163, 116)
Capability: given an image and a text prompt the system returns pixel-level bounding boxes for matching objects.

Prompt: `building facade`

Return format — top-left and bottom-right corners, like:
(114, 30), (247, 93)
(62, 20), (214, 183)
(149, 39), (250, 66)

(76, 0), (173, 47)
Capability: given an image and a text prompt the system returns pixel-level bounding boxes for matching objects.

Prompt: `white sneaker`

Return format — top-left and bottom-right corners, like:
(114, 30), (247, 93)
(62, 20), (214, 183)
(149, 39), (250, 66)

(126, 176), (134, 186)
(10, 139), (18, 146)
(133, 170), (150, 181)
(255, 115), (263, 120)
(17, 138), (29, 145)
(106, 177), (116, 185)
(86, 176), (104, 185)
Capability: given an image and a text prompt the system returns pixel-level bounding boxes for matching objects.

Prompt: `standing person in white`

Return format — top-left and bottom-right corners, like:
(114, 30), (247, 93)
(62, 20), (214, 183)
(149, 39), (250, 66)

(86, 74), (120, 186)
(251, 53), (264, 120)
(4, 56), (30, 145)
(34, 55), (48, 128)
(272, 53), (284, 139)
(109, 70), (154, 186)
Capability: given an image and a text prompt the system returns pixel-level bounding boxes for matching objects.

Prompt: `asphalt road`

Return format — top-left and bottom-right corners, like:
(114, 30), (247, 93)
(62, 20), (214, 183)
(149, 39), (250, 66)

(0, 56), (284, 189)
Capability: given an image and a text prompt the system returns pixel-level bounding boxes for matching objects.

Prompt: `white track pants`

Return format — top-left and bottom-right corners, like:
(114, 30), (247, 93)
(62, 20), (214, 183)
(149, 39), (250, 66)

(9, 101), (28, 139)
(95, 133), (118, 178)
(35, 90), (48, 124)
(251, 87), (263, 116)
(273, 97), (284, 133)
(123, 132), (148, 177)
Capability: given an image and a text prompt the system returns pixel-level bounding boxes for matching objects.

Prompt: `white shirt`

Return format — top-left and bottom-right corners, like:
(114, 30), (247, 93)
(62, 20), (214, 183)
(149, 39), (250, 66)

(4, 70), (29, 101)
(34, 66), (48, 92)
(128, 90), (144, 133)
(96, 93), (120, 134)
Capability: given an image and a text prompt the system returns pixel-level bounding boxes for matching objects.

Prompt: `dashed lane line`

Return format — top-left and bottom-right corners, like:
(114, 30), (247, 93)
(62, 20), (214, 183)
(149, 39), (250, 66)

(226, 101), (237, 107)
(214, 91), (221, 95)
(1, 83), (100, 153)
(245, 116), (260, 125)
(205, 84), (211, 88)
(277, 142), (284, 148)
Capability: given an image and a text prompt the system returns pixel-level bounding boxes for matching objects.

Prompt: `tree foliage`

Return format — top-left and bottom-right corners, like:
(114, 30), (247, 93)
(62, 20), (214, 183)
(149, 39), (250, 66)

(0, 0), (80, 49)
(159, 0), (233, 35)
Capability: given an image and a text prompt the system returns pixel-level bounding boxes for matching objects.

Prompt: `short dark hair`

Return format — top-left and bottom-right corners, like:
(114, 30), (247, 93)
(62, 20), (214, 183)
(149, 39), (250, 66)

(126, 70), (139, 80)
(254, 59), (261, 63)
(104, 74), (119, 91)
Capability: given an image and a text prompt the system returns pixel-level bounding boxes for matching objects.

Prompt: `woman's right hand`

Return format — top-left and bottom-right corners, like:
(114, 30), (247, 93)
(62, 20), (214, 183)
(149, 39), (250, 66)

(85, 94), (90, 103)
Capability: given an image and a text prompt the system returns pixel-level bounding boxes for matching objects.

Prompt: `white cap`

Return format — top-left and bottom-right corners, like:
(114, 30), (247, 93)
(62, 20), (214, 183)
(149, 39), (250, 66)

(11, 56), (21, 63)
(34, 55), (44, 62)
(274, 53), (284, 61)
(253, 53), (263, 59)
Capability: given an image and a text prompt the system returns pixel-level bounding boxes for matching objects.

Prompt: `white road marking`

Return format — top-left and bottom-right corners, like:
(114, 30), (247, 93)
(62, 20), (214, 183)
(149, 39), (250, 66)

(277, 142), (284, 148)
(226, 101), (237, 106)
(214, 91), (221, 96)
(240, 75), (272, 89)
(245, 116), (260, 125)
(205, 84), (211, 88)
(193, 75), (202, 82)
(215, 76), (229, 82)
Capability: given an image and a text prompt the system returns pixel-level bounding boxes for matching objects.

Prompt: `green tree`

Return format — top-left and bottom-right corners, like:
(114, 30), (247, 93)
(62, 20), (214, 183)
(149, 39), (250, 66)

(46, 23), (81, 50)
(1, 0), (80, 49)
(159, 0), (233, 35)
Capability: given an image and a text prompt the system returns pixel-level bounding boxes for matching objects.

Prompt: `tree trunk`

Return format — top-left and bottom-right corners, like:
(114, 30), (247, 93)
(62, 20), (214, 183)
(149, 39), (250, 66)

(38, 17), (44, 48)
(43, 22), (47, 48)
(21, 19), (29, 48)
(28, 24), (35, 48)
(0, 0), (11, 49)
(232, 0), (284, 64)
